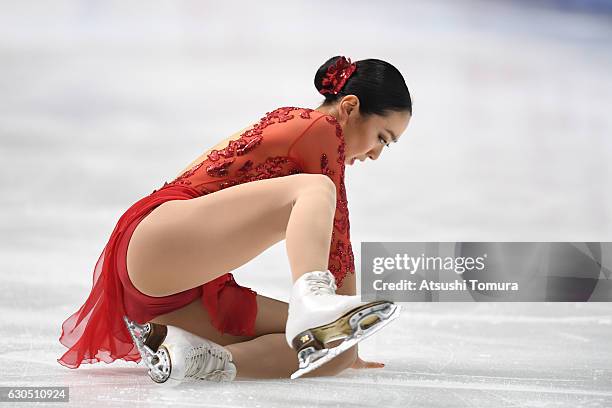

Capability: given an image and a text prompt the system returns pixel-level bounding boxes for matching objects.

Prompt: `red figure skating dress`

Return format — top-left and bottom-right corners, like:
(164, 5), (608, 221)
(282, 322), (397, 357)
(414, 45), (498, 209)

(57, 106), (355, 369)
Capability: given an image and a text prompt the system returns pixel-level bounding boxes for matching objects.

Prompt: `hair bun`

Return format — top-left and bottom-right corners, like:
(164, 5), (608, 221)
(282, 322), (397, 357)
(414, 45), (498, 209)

(314, 56), (357, 96)
(314, 57), (412, 116)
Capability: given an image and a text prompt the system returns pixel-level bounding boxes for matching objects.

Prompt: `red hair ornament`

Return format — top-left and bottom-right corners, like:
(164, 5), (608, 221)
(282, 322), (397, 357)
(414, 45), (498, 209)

(319, 56), (357, 95)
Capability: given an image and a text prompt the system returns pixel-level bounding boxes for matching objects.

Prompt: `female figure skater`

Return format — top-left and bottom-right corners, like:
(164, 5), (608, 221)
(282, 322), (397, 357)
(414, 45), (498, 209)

(57, 55), (412, 382)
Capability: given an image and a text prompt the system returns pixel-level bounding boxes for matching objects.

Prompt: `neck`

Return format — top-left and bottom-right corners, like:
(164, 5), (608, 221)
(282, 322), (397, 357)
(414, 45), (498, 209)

(313, 104), (338, 120)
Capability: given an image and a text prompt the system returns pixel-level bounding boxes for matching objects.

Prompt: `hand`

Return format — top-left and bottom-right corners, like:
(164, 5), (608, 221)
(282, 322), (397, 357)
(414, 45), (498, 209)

(350, 354), (385, 369)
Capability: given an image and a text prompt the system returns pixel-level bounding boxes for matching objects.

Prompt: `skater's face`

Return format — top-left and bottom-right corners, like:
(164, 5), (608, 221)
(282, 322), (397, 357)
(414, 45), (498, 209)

(320, 96), (411, 166)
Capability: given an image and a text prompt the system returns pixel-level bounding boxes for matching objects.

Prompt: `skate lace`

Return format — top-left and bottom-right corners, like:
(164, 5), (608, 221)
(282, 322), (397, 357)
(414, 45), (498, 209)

(306, 273), (337, 295)
(185, 346), (233, 382)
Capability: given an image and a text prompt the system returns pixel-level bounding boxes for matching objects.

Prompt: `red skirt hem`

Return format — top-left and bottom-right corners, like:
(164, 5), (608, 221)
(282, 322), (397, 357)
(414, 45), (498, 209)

(57, 183), (258, 369)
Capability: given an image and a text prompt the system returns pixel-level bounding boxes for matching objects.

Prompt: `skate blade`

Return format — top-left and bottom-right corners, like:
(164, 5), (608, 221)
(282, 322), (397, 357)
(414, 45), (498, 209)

(123, 316), (172, 383)
(290, 300), (393, 352)
(147, 345), (171, 383)
(290, 303), (401, 379)
(123, 316), (155, 358)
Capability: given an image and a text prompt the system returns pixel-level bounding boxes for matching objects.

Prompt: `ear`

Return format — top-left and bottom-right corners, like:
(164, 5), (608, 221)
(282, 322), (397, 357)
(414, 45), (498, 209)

(338, 95), (360, 125)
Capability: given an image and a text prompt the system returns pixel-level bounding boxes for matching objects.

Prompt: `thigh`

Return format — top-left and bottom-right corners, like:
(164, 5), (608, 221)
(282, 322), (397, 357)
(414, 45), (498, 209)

(150, 293), (289, 345)
(127, 173), (330, 297)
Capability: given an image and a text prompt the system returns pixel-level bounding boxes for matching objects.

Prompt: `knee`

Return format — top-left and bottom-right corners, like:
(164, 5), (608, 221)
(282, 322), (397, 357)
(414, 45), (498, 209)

(296, 174), (336, 203)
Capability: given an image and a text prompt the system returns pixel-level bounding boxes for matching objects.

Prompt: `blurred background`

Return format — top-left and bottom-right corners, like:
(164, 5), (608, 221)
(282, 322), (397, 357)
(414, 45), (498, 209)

(1, 1), (611, 406)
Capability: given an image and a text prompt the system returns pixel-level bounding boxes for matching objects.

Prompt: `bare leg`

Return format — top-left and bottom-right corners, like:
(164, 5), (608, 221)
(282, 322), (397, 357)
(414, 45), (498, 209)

(127, 173), (337, 296)
(225, 272), (359, 378)
(226, 335), (356, 379)
(150, 294), (290, 345)
(129, 173), (348, 378)
(150, 294), (357, 378)
(285, 176), (336, 281)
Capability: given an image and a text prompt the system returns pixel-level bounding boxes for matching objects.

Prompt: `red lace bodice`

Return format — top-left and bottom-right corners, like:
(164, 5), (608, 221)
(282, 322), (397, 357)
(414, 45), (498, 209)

(156, 106), (355, 287)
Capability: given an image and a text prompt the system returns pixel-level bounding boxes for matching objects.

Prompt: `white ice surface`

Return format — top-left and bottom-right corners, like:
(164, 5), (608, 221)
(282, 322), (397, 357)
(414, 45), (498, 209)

(1, 0), (612, 407)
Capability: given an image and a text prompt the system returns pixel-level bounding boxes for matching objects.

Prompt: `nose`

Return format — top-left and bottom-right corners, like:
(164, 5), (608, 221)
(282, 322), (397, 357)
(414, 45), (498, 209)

(368, 149), (382, 161)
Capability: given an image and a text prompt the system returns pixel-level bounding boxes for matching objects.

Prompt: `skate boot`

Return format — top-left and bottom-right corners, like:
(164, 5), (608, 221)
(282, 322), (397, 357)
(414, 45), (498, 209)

(285, 270), (401, 379)
(123, 316), (170, 381)
(123, 317), (236, 383)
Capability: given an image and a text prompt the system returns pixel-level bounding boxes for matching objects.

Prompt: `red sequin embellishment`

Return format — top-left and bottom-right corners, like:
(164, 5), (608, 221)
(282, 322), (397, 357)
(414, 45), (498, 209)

(171, 107), (306, 186)
(206, 158), (235, 177)
(320, 56), (357, 95)
(237, 135), (263, 155)
(320, 114), (354, 286)
(162, 106), (354, 288)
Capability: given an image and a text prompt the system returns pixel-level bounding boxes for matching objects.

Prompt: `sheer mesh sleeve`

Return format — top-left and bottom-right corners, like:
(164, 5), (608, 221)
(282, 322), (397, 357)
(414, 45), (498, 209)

(288, 115), (355, 288)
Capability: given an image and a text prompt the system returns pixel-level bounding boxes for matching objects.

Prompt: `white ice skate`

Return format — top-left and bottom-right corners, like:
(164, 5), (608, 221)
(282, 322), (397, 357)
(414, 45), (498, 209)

(123, 317), (236, 383)
(285, 270), (401, 379)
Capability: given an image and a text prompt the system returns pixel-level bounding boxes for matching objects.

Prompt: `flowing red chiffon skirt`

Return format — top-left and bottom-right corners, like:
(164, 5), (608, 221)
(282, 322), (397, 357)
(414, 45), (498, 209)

(57, 183), (258, 369)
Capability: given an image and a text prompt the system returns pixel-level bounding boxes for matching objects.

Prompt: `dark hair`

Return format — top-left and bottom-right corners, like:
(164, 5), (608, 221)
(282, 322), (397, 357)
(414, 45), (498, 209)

(314, 56), (412, 117)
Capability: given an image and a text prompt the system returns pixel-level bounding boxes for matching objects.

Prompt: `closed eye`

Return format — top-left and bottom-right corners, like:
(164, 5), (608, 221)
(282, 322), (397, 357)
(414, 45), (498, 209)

(379, 135), (390, 148)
